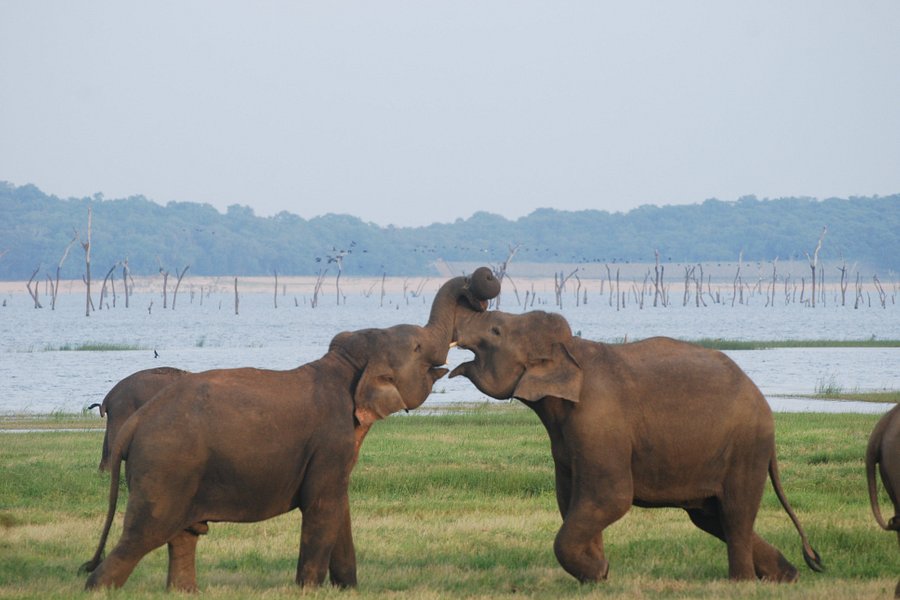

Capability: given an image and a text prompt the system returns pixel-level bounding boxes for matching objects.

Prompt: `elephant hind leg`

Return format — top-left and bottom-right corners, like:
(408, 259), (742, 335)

(84, 530), (167, 589)
(686, 506), (798, 582)
(685, 505), (751, 579)
(166, 527), (206, 591)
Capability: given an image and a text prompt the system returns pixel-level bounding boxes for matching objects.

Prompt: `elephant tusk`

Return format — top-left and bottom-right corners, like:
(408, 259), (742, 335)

(448, 341), (458, 349)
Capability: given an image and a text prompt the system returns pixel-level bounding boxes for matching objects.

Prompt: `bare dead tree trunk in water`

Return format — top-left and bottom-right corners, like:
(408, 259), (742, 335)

(805, 226), (827, 308)
(410, 278), (429, 300)
(873, 275), (887, 308)
(234, 277), (239, 315)
(27, 267), (42, 308)
(505, 276), (521, 307)
(766, 259), (778, 307)
(819, 265), (826, 307)
(98, 263), (120, 309)
(574, 274), (582, 307)
(683, 266), (693, 306)
(79, 206), (94, 317)
(157, 258), (170, 309)
(492, 244), (520, 309)
(122, 260), (131, 308)
(696, 264), (706, 307)
(554, 268), (579, 309)
(48, 234), (78, 310)
(311, 268), (328, 308)
(731, 251), (743, 307)
(273, 269), (278, 308)
(380, 272), (386, 308)
(172, 265), (189, 309)
(639, 271), (650, 309)
(606, 264), (615, 307)
(616, 268), (621, 311)
(837, 259), (851, 307)
(326, 250), (348, 306)
(653, 250), (664, 307)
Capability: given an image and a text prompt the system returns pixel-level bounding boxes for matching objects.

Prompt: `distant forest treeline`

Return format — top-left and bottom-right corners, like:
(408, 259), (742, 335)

(1, 181), (898, 281)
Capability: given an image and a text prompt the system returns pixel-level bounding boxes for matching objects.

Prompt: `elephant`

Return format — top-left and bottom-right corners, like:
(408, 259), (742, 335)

(865, 403), (900, 597)
(81, 267), (500, 591)
(89, 367), (188, 471)
(449, 309), (823, 583)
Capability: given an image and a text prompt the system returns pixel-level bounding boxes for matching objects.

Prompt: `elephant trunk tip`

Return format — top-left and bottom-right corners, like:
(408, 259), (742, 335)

(468, 267), (501, 307)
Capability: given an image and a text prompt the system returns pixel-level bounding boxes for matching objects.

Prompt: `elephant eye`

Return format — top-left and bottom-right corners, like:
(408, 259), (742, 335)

(414, 343), (422, 353)
(491, 326), (501, 336)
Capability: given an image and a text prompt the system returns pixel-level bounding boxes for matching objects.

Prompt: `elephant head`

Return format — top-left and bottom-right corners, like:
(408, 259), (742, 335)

(329, 267), (501, 427)
(449, 310), (583, 403)
(329, 324), (451, 426)
(423, 266), (501, 361)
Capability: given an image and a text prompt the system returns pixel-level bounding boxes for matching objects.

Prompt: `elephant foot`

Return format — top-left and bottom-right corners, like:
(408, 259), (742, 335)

(84, 556), (133, 590)
(887, 515), (900, 531)
(576, 558), (609, 583)
(750, 535), (799, 583)
(762, 563), (799, 583)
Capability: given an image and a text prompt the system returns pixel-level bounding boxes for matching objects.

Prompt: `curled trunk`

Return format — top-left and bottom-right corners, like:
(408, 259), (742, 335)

(425, 266), (500, 356)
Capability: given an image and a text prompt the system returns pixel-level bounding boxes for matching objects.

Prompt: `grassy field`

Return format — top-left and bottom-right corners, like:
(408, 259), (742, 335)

(1, 404), (898, 599)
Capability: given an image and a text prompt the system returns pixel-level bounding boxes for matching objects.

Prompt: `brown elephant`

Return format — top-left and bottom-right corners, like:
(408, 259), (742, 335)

(81, 268), (500, 591)
(449, 309), (823, 583)
(865, 403), (900, 597)
(89, 367), (188, 471)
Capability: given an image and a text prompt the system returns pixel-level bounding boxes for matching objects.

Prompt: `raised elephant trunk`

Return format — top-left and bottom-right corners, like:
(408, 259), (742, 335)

(425, 266), (500, 355)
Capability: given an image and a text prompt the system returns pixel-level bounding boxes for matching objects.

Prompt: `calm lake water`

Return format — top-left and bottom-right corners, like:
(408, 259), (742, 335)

(1, 284), (897, 415)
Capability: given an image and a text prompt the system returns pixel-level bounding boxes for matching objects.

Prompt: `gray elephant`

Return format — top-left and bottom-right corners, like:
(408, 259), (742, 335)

(81, 268), (500, 591)
(450, 309), (823, 583)
(865, 403), (900, 597)
(89, 367), (188, 471)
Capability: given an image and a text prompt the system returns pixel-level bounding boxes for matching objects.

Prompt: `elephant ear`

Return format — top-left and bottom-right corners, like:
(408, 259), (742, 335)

(354, 363), (406, 427)
(513, 342), (582, 404)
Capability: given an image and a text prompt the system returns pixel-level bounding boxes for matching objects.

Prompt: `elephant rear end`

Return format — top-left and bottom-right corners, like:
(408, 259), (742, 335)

(95, 367), (188, 471)
(866, 404), (900, 531)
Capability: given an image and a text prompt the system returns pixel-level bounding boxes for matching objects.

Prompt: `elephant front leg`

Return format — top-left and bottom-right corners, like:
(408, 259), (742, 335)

(327, 502), (358, 588)
(553, 458), (573, 519)
(750, 534), (798, 582)
(296, 495), (350, 587)
(553, 493), (630, 583)
(166, 527), (205, 592)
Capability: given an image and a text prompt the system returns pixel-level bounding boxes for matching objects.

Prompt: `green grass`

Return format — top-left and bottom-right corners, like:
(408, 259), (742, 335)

(807, 375), (900, 403)
(1, 405), (897, 599)
(44, 341), (146, 352)
(812, 390), (900, 403)
(687, 338), (900, 350)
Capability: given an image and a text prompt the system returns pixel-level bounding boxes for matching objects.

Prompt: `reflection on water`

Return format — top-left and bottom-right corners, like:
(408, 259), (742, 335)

(1, 289), (897, 415)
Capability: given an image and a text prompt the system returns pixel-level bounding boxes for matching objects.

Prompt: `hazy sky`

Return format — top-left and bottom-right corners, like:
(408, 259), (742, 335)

(2, 2), (899, 227)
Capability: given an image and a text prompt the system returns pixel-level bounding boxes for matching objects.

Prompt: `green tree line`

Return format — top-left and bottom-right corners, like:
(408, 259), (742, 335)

(1, 181), (897, 280)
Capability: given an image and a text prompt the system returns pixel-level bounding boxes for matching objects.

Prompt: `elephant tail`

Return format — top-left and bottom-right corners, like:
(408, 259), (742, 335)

(865, 415), (894, 531)
(79, 415), (137, 574)
(768, 453), (825, 573)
